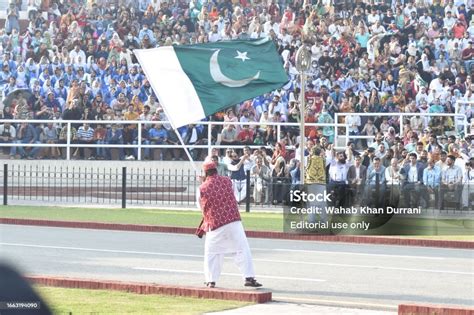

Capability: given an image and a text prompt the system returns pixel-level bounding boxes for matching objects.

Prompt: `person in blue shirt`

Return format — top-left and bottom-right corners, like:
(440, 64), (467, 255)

(105, 124), (124, 160)
(329, 84), (344, 106)
(421, 159), (441, 208)
(148, 123), (168, 160)
(15, 123), (41, 159)
(138, 25), (155, 45)
(429, 98), (445, 113)
(365, 157), (386, 206)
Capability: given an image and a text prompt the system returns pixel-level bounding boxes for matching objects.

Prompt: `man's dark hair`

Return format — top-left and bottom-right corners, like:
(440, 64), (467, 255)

(205, 168), (218, 177)
(409, 153), (417, 158)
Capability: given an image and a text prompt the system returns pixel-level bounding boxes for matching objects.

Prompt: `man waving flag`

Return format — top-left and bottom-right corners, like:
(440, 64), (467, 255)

(134, 38), (288, 128)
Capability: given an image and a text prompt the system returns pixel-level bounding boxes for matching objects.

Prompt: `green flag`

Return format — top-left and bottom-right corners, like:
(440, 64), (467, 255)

(135, 39), (288, 128)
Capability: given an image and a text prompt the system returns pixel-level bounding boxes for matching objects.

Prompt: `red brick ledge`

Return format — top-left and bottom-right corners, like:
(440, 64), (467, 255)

(25, 275), (271, 303)
(399, 303), (474, 315)
(1, 218), (472, 249)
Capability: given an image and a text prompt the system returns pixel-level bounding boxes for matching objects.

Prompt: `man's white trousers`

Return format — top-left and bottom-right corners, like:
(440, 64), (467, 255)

(204, 221), (255, 283)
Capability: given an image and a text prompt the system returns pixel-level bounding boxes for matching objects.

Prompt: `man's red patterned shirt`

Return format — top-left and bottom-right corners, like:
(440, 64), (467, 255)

(199, 174), (241, 231)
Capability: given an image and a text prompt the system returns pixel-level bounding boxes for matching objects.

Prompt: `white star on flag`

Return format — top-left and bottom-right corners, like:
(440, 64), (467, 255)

(234, 51), (250, 62)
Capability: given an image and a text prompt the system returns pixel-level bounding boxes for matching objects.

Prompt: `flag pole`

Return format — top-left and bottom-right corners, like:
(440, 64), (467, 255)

(163, 116), (199, 172)
(173, 125), (199, 172)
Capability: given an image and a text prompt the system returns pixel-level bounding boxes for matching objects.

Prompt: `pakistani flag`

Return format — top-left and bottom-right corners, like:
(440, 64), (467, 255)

(134, 39), (288, 128)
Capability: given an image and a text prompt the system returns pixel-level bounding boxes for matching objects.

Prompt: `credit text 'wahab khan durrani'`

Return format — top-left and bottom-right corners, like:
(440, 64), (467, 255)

(326, 207), (422, 215)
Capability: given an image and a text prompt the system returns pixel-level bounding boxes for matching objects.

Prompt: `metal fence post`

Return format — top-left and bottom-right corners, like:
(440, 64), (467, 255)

(245, 170), (250, 212)
(122, 167), (127, 209)
(3, 164), (7, 205)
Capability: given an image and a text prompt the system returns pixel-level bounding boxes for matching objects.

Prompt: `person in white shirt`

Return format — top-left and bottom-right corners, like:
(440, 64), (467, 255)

(462, 161), (474, 209)
(69, 45), (86, 65)
(208, 24), (221, 42)
(385, 157), (402, 206)
(403, 3), (417, 17)
(440, 155), (463, 209)
(263, 17), (279, 37)
(419, 12), (432, 28)
(371, 20), (386, 35)
(443, 12), (457, 31)
(444, 3), (459, 17)
(312, 74), (331, 92)
(278, 28), (292, 46)
(345, 113), (361, 137)
(367, 9), (380, 25)
(326, 148), (353, 207)
(416, 87), (429, 106)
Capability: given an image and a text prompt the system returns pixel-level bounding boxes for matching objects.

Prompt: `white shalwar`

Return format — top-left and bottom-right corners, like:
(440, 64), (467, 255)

(204, 221), (255, 283)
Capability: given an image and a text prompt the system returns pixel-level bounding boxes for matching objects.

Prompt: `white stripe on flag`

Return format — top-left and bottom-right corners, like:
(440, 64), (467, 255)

(134, 47), (205, 128)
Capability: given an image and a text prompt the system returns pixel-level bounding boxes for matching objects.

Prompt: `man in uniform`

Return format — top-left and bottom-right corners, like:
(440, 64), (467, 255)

(199, 161), (262, 288)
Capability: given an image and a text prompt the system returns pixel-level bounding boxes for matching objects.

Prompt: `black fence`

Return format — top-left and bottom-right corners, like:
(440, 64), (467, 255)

(0, 164), (201, 208)
(0, 163), (472, 212)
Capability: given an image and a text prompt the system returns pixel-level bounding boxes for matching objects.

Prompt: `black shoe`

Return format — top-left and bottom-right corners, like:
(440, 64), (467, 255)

(205, 282), (215, 288)
(244, 278), (262, 287)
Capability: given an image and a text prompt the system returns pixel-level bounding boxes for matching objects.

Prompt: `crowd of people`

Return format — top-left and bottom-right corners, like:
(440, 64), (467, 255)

(0, 0), (474, 198)
(209, 137), (473, 210)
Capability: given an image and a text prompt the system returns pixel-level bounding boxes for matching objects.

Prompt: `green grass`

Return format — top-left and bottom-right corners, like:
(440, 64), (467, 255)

(36, 286), (249, 314)
(0, 205), (283, 231)
(1, 205), (473, 240)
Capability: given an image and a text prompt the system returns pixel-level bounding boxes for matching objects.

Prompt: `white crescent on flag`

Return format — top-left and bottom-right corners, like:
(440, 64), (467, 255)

(209, 50), (260, 88)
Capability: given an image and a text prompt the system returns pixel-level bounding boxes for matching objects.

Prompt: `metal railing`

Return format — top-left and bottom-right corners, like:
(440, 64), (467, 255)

(0, 119), (342, 161)
(1, 163), (472, 212)
(0, 164), (200, 208)
(334, 112), (469, 147)
(0, 114), (469, 161)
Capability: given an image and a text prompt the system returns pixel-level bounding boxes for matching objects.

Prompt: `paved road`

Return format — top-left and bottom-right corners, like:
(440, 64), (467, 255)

(0, 225), (472, 310)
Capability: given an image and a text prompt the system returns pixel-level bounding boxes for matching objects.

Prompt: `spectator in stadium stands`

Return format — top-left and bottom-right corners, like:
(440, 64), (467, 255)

(422, 158), (441, 208)
(148, 123), (167, 160)
(327, 148), (352, 207)
(348, 154), (367, 206)
(229, 151), (249, 203)
(251, 155), (271, 205)
(76, 123), (95, 160)
(220, 124), (238, 146)
(237, 125), (254, 145)
(462, 160), (474, 210)
(93, 123), (107, 160)
(5, 2), (20, 35)
(105, 124), (124, 160)
(439, 155), (463, 209)
(271, 155), (289, 205)
(16, 122), (41, 159)
(401, 153), (426, 207)
(41, 123), (59, 159)
(0, 122), (16, 158)
(385, 157), (402, 207)
(365, 157), (386, 206)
